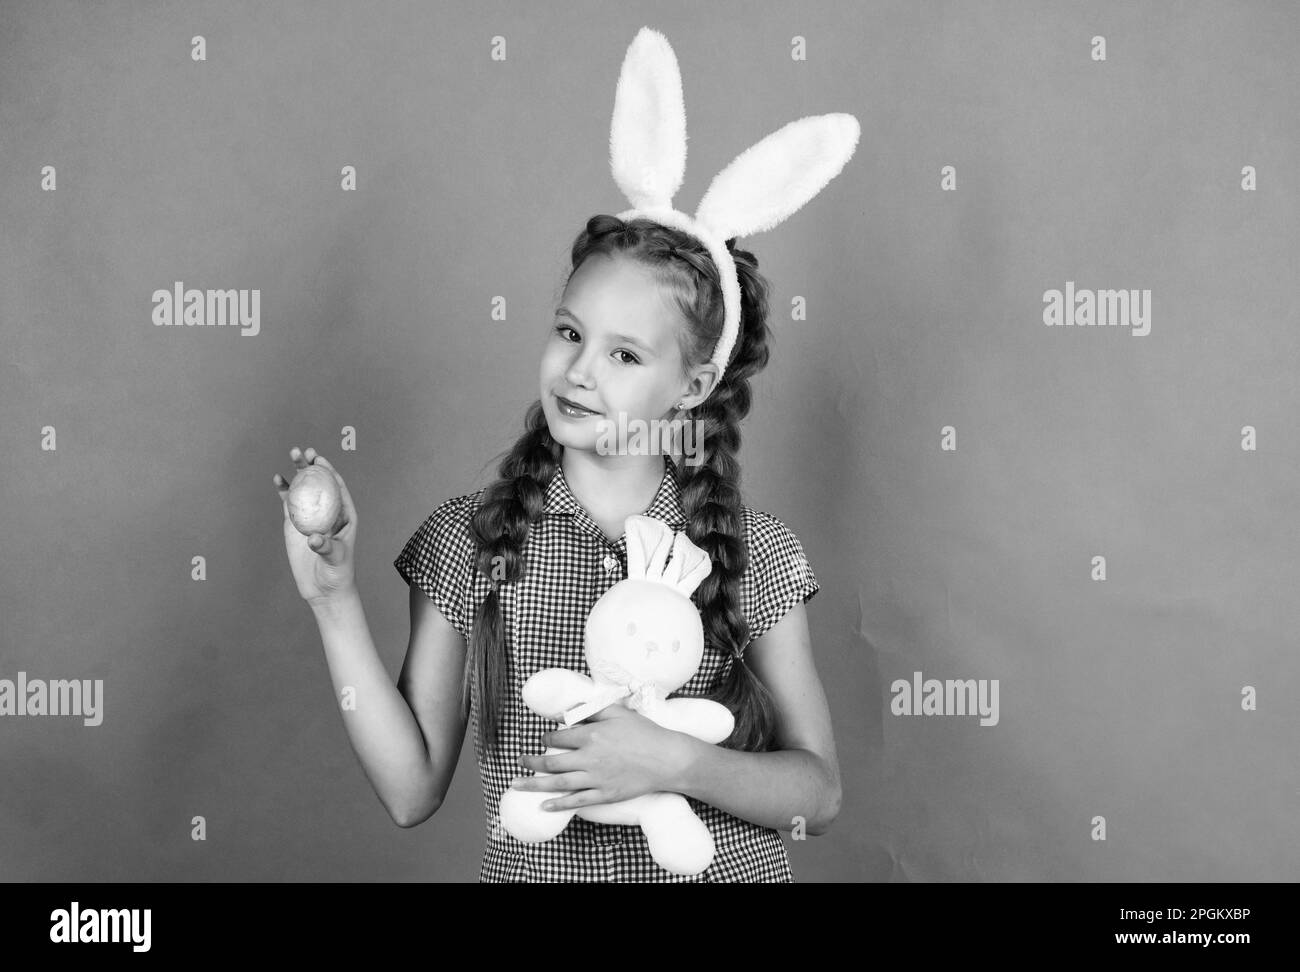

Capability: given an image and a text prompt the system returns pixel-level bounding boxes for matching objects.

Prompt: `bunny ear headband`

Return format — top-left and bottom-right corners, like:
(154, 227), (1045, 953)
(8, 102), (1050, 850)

(609, 26), (861, 395)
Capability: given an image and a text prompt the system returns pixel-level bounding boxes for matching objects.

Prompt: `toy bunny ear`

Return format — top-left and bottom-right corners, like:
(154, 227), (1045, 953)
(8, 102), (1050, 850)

(609, 26), (687, 211)
(662, 530), (712, 598)
(694, 113), (860, 241)
(623, 514), (713, 597)
(625, 514), (676, 581)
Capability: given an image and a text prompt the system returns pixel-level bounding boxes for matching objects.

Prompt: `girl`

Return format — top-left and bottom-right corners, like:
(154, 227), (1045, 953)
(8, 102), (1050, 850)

(275, 218), (841, 882)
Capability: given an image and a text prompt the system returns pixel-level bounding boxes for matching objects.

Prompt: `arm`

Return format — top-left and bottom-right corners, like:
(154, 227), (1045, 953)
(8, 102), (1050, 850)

(670, 601), (842, 836)
(311, 583), (469, 828)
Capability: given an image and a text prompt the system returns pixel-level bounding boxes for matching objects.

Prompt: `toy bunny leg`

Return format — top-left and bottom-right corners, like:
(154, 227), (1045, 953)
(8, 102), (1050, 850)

(638, 791), (716, 876)
(497, 744), (580, 843)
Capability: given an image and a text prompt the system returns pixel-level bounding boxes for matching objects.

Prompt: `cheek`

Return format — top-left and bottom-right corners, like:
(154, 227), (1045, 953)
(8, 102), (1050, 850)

(636, 383), (675, 418)
(539, 342), (567, 378)
(618, 370), (669, 406)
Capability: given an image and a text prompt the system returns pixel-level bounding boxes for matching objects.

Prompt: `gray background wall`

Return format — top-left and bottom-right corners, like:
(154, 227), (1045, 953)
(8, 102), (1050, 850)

(2, 0), (1297, 881)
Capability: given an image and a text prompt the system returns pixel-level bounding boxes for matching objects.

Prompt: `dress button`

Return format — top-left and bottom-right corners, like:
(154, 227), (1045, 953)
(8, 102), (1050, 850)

(602, 554), (618, 573)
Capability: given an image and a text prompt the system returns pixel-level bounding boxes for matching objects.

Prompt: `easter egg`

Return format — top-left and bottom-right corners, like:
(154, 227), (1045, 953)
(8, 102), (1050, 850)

(287, 464), (343, 537)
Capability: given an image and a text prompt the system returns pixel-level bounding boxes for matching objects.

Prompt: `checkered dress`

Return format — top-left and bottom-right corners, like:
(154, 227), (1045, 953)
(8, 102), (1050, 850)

(393, 454), (820, 882)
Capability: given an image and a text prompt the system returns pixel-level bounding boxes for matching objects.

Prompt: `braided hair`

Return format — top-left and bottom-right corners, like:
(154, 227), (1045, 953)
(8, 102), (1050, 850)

(465, 214), (779, 755)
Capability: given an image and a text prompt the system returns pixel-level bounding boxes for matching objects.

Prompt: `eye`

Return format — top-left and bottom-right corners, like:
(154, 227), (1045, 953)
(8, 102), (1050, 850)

(553, 324), (639, 365)
(626, 621), (637, 635)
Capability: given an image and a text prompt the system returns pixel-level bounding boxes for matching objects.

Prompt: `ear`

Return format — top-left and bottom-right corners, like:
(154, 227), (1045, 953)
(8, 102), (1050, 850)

(625, 514), (675, 580)
(610, 26), (687, 211)
(679, 360), (720, 409)
(695, 113), (861, 240)
(663, 530), (712, 597)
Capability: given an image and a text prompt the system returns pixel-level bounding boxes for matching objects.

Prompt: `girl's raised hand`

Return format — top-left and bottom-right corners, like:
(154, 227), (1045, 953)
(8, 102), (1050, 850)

(273, 446), (358, 607)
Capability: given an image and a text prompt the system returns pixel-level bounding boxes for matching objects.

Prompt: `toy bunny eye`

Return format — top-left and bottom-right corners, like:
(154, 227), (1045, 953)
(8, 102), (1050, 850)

(671, 638), (680, 653)
(626, 621), (637, 636)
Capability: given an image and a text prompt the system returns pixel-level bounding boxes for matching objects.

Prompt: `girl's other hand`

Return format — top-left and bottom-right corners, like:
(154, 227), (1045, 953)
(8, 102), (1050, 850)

(273, 446), (358, 607)
(512, 704), (692, 810)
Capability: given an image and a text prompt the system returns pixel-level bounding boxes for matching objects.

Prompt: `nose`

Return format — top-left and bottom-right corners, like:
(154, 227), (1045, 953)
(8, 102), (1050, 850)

(565, 369), (591, 388)
(564, 353), (596, 389)
(561, 336), (604, 389)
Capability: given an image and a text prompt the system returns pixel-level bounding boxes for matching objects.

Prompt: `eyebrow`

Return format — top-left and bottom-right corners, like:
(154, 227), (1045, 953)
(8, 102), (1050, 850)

(555, 307), (656, 354)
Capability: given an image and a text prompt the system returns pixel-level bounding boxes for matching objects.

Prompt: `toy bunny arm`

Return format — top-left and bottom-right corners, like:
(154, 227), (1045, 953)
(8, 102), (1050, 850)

(521, 668), (601, 722)
(646, 697), (735, 745)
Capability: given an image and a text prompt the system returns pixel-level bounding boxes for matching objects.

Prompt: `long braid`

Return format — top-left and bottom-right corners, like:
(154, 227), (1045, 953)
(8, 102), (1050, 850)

(675, 245), (780, 752)
(465, 400), (561, 754)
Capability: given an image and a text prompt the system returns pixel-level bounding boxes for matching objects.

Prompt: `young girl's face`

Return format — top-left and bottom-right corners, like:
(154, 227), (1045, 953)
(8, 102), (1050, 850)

(539, 252), (712, 456)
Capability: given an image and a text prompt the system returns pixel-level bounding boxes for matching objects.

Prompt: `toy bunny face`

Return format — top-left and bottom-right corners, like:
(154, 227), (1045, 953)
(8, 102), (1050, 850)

(585, 578), (705, 694)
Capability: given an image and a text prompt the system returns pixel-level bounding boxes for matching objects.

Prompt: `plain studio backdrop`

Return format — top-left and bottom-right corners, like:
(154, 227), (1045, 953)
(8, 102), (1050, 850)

(2, 0), (1298, 882)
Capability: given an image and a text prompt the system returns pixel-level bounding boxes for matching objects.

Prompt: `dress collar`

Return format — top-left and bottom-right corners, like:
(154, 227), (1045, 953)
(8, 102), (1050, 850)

(543, 453), (687, 532)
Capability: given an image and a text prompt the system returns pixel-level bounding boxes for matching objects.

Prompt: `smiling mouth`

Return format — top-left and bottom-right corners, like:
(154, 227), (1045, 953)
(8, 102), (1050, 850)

(556, 395), (600, 416)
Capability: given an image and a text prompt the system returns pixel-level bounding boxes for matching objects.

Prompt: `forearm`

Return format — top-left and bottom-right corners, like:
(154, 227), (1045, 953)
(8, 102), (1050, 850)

(673, 735), (841, 835)
(310, 587), (439, 824)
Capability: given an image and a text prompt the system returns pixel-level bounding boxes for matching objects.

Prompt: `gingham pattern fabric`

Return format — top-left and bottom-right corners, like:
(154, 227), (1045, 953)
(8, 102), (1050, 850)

(393, 453), (820, 882)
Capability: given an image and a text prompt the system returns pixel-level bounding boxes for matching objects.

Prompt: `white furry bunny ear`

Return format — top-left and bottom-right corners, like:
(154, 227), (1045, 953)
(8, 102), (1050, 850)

(606, 26), (861, 395)
(609, 27), (687, 211)
(624, 515), (712, 598)
(695, 113), (861, 241)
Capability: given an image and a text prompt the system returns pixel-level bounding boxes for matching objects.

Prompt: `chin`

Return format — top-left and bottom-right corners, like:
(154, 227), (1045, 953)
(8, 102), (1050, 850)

(539, 402), (584, 449)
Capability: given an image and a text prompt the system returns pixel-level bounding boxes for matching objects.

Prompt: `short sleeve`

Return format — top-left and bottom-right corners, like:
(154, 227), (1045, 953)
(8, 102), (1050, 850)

(746, 512), (820, 645)
(393, 495), (477, 641)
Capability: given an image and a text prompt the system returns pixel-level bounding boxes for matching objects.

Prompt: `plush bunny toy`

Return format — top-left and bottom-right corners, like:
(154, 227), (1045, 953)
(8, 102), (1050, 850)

(497, 514), (735, 876)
